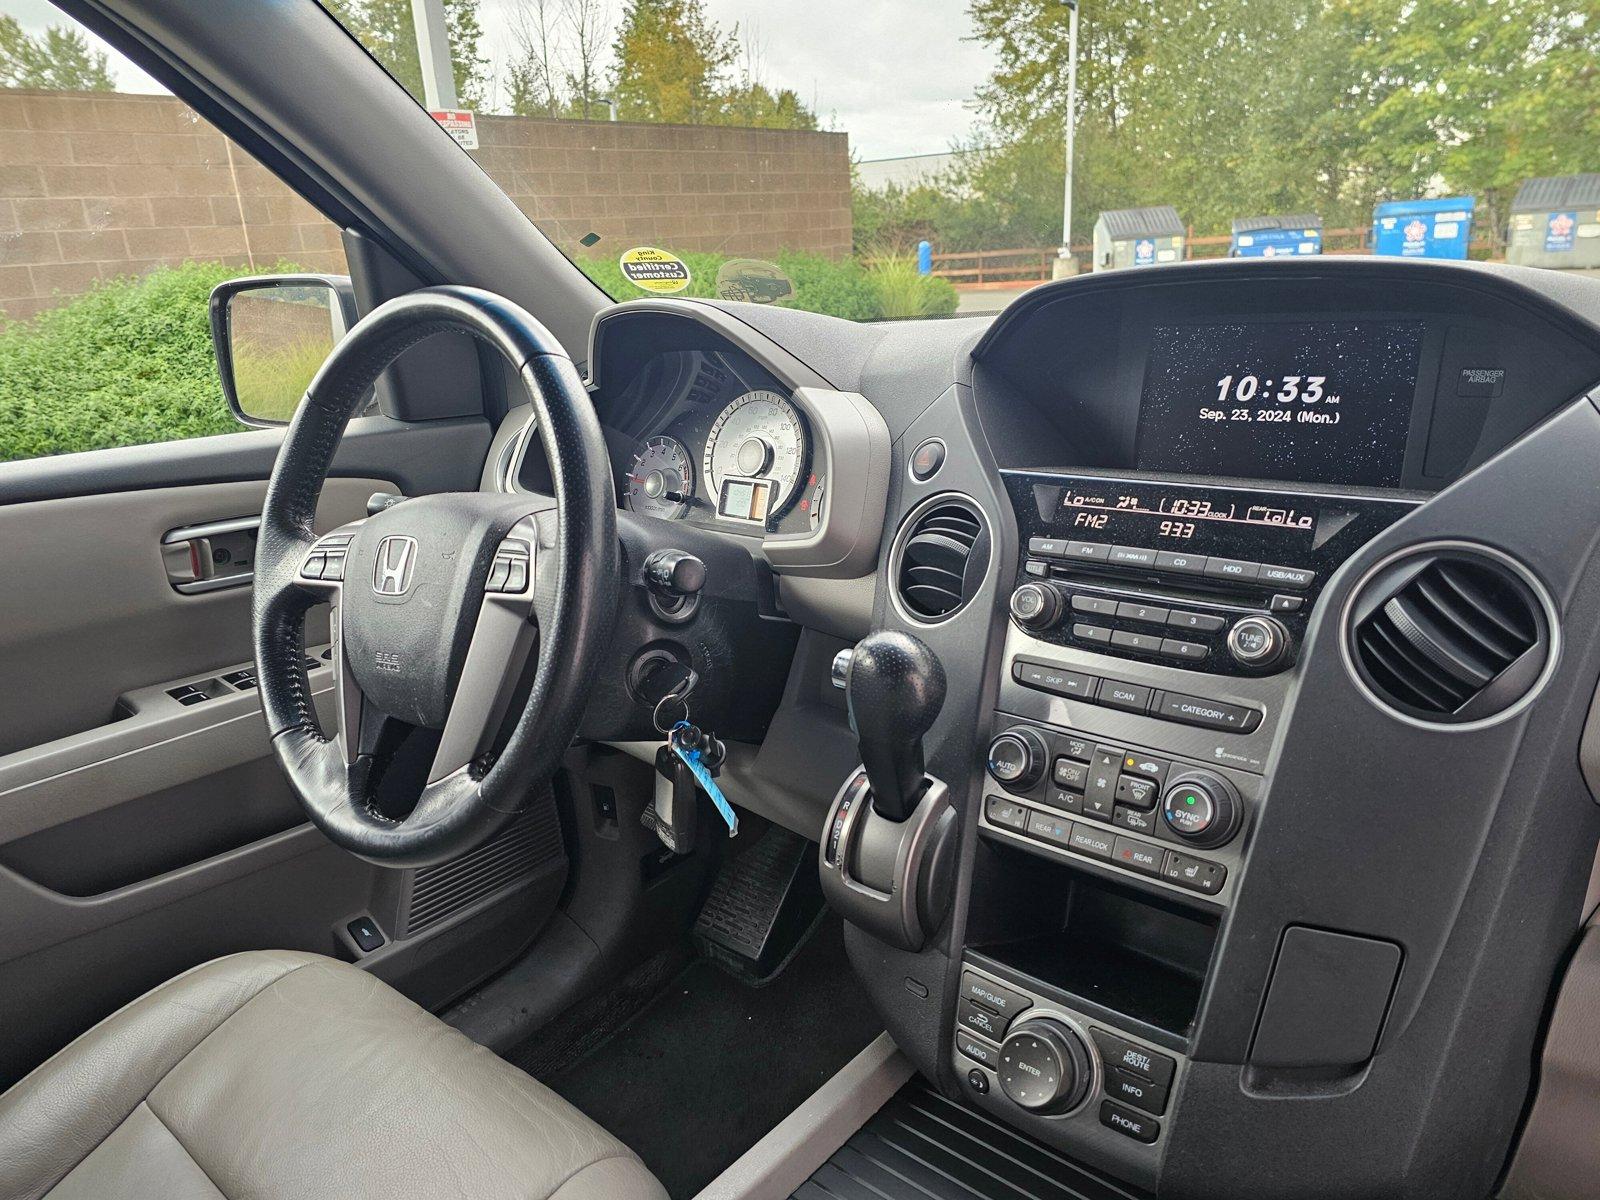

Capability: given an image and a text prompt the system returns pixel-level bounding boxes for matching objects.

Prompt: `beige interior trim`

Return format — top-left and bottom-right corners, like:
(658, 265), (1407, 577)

(693, 1032), (913, 1200)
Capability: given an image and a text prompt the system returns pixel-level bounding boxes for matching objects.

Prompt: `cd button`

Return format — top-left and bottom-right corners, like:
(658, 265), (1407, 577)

(1115, 601), (1170, 625)
(1154, 550), (1208, 575)
(1108, 545), (1158, 568)
(1063, 541), (1111, 562)
(1204, 557), (1260, 583)
(1099, 680), (1153, 714)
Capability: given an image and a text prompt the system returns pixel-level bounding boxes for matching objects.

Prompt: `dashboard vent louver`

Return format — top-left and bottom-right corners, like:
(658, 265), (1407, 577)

(894, 498), (988, 622)
(1349, 548), (1547, 724)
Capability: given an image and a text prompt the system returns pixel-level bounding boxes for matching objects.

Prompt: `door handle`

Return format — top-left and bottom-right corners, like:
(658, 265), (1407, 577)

(162, 516), (260, 594)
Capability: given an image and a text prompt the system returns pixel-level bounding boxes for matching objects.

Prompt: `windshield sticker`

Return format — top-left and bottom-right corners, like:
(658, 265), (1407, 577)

(620, 247), (692, 294)
(715, 259), (794, 304)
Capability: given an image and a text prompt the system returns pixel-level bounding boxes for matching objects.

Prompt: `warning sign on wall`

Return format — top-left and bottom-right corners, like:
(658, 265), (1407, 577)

(430, 109), (479, 150)
(619, 247), (692, 294)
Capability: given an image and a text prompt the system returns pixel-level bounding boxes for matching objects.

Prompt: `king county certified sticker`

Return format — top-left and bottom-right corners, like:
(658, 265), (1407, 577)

(619, 247), (691, 294)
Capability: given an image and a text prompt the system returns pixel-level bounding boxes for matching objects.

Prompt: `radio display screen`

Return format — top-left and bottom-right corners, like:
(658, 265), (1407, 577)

(1055, 479), (1320, 557)
(1135, 320), (1424, 487)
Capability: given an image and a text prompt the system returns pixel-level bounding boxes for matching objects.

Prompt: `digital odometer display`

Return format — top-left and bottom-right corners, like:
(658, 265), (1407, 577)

(1136, 320), (1424, 487)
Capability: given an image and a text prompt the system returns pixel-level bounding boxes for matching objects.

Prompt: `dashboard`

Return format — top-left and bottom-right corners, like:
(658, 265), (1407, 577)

(488, 257), (1600, 1200)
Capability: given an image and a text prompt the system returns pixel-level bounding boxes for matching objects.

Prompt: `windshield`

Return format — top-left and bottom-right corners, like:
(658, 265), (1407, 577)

(5, 0), (1598, 329)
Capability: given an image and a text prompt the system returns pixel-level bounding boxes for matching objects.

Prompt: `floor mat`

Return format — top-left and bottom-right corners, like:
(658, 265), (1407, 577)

(538, 917), (883, 1199)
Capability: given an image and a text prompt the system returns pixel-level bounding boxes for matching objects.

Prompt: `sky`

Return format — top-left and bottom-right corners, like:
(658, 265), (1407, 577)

(4, 0), (996, 160)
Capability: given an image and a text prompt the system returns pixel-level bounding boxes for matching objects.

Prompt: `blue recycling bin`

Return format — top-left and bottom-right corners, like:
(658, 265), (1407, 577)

(1372, 197), (1475, 260)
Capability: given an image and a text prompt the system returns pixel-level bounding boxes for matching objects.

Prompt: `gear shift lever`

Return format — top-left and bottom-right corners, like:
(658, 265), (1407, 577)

(845, 631), (947, 821)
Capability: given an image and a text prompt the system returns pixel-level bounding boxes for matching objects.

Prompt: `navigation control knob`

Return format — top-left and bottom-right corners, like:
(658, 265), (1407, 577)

(1009, 582), (1063, 631)
(1227, 615), (1290, 669)
(1161, 769), (1243, 848)
(997, 1020), (1093, 1114)
(987, 727), (1048, 790)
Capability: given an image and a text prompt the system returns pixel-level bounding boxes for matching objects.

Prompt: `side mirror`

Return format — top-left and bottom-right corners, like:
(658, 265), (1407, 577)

(209, 274), (360, 427)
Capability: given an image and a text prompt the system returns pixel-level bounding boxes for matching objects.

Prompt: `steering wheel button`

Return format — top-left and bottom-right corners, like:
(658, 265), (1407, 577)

(486, 559), (511, 592)
(321, 552), (346, 581)
(503, 559), (529, 593)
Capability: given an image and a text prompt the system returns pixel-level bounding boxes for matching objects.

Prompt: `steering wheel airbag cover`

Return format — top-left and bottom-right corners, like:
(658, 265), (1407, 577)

(251, 286), (617, 866)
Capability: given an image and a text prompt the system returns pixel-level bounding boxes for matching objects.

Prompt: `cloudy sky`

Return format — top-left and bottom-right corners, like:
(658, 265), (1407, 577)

(5, 0), (996, 160)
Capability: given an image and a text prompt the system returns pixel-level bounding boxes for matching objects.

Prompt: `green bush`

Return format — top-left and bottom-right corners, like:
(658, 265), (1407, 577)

(576, 249), (955, 321)
(0, 261), (303, 463)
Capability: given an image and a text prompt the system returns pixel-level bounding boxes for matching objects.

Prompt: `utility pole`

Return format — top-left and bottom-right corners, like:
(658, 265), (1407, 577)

(1055, 0), (1080, 278)
(411, 0), (458, 110)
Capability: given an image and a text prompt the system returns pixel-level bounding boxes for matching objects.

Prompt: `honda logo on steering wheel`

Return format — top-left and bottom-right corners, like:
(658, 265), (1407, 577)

(373, 535), (418, 596)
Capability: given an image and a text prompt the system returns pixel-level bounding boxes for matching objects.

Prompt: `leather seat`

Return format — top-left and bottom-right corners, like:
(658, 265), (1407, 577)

(0, 950), (667, 1200)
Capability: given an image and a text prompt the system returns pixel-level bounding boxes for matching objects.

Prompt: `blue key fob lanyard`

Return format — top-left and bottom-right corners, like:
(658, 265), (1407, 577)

(671, 722), (737, 837)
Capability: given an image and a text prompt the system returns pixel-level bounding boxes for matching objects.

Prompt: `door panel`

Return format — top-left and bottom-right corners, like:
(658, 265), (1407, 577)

(0, 422), (568, 1087)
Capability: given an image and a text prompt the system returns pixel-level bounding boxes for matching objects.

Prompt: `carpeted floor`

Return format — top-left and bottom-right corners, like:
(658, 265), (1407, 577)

(534, 917), (882, 1199)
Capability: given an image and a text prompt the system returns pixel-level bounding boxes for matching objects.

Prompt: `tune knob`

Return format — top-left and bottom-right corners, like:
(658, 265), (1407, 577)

(1227, 615), (1290, 669)
(1009, 582), (1063, 631)
(986, 727), (1048, 790)
(997, 1020), (1093, 1114)
(1161, 769), (1243, 848)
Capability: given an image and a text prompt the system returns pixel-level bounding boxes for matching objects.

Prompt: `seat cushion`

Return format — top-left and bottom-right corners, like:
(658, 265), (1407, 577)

(0, 950), (666, 1200)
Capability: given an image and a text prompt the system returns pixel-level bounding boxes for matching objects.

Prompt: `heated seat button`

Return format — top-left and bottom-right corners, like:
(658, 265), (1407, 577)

(958, 998), (1007, 1042)
(1100, 1100), (1159, 1143)
(960, 971), (1033, 1020)
(1107, 1070), (1169, 1116)
(985, 795), (1030, 832)
(1161, 852), (1228, 896)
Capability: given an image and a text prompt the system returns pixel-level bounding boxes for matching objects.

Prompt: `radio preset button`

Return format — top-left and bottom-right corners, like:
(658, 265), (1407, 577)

(1161, 637), (1209, 662)
(1167, 609), (1226, 633)
(1108, 545), (1158, 568)
(1115, 600), (1170, 625)
(1154, 549), (1207, 575)
(1109, 630), (1163, 655)
(1073, 623), (1113, 644)
(1071, 595), (1119, 617)
(1063, 540), (1111, 562)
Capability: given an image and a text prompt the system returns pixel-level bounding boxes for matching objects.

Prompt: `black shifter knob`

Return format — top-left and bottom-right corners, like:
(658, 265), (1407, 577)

(845, 631), (947, 822)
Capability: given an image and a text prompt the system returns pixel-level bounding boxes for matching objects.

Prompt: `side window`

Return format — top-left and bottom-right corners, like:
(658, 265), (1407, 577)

(0, 7), (348, 463)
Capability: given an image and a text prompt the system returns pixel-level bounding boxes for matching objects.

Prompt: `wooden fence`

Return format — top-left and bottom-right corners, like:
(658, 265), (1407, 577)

(925, 226), (1505, 289)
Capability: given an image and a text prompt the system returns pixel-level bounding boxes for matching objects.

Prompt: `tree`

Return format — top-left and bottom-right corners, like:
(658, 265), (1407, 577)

(563, 0), (610, 120)
(0, 18), (115, 90)
(609, 0), (737, 124)
(323, 0), (489, 108)
(505, 0), (564, 116)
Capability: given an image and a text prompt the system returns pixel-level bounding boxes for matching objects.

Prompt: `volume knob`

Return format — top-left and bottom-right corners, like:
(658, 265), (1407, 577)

(1009, 582), (1063, 631)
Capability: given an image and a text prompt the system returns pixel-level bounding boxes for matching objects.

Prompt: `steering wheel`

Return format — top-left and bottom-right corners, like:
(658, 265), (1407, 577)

(252, 286), (618, 867)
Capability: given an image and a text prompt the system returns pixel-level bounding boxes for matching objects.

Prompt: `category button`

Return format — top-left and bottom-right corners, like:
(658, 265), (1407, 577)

(1154, 691), (1263, 733)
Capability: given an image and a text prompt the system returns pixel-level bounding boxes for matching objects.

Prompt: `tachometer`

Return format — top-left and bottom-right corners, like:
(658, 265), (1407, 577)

(625, 436), (695, 519)
(702, 390), (807, 520)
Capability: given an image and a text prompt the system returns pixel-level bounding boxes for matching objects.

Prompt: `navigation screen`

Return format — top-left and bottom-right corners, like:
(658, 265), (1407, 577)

(1136, 320), (1424, 487)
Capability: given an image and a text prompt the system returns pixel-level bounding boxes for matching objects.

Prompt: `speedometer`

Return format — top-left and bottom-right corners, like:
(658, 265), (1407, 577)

(702, 390), (807, 519)
(625, 436), (694, 519)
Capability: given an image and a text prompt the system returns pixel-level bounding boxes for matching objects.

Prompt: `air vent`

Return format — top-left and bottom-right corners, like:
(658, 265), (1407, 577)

(894, 497), (989, 622)
(1349, 547), (1549, 725)
(402, 806), (562, 935)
